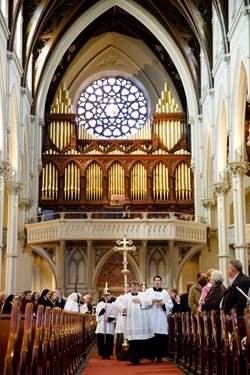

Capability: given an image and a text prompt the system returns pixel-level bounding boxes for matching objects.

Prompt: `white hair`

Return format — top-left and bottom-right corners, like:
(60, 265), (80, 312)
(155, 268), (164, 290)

(211, 270), (224, 283)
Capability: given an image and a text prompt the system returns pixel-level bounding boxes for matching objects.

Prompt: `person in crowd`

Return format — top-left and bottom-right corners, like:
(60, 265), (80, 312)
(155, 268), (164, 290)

(179, 281), (195, 313)
(95, 290), (117, 360)
(37, 289), (55, 310)
(171, 294), (181, 314)
(221, 259), (250, 316)
(54, 289), (66, 309)
(2, 294), (15, 314)
(50, 291), (58, 307)
(201, 269), (226, 315)
(64, 292), (81, 312)
(0, 291), (7, 311)
(169, 288), (178, 305)
(145, 275), (173, 362)
(188, 272), (207, 314)
(198, 268), (214, 311)
(119, 280), (154, 365)
(31, 292), (40, 314)
(139, 282), (147, 292)
(20, 290), (32, 314)
(80, 294), (92, 314)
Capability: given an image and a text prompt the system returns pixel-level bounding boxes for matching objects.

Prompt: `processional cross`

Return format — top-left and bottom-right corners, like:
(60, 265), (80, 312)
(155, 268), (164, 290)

(114, 236), (136, 293)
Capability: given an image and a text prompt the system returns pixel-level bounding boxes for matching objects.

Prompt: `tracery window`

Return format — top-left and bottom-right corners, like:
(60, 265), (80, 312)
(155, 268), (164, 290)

(77, 77), (147, 138)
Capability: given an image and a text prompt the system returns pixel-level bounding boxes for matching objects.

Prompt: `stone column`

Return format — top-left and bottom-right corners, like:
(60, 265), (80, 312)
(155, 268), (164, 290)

(139, 240), (147, 284)
(201, 198), (217, 226)
(227, 161), (249, 273)
(0, 161), (10, 290)
(5, 180), (22, 294)
(167, 240), (179, 287)
(213, 182), (230, 282)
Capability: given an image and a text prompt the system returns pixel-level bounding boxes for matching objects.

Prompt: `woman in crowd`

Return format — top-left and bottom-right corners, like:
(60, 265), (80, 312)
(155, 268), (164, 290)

(37, 289), (55, 309)
(31, 291), (40, 314)
(2, 294), (15, 314)
(64, 292), (81, 312)
(201, 269), (226, 315)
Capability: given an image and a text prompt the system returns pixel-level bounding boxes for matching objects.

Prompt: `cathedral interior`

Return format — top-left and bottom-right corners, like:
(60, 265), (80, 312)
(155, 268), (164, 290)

(0, 1), (250, 302)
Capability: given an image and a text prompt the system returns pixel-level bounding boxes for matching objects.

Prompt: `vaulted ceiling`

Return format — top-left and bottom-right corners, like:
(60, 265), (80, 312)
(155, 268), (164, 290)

(8, 1), (228, 115)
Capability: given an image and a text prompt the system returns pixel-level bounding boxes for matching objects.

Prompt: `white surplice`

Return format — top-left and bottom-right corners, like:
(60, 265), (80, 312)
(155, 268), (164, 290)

(95, 301), (117, 335)
(145, 288), (173, 334)
(118, 292), (154, 341)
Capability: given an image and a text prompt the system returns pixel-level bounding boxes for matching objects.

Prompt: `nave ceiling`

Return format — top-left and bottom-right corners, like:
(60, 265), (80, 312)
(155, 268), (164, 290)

(8, 0), (228, 115)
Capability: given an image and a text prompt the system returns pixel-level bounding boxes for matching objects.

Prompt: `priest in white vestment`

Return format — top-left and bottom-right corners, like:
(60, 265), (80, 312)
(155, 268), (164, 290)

(145, 275), (173, 362)
(119, 280), (154, 365)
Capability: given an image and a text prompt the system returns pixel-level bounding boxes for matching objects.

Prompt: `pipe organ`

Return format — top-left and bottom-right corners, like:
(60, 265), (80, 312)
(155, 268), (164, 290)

(40, 82), (194, 214)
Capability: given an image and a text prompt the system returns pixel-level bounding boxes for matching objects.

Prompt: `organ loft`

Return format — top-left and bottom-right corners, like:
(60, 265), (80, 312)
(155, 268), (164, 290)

(41, 82), (193, 215)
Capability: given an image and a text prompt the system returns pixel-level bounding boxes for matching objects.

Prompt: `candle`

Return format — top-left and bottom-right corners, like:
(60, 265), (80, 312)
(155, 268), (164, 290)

(105, 282), (108, 294)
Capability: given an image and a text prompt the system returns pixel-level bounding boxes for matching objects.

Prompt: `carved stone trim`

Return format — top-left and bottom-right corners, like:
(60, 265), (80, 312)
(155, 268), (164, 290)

(18, 231), (27, 252)
(0, 161), (10, 177)
(19, 198), (33, 210)
(227, 161), (249, 176)
(201, 198), (217, 209)
(212, 182), (230, 195)
(5, 181), (23, 195)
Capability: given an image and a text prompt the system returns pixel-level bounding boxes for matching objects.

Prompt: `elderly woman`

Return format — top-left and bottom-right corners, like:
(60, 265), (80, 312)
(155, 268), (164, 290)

(201, 270), (226, 315)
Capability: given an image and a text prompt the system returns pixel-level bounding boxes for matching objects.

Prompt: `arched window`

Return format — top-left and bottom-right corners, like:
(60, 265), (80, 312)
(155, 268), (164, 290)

(77, 77), (148, 139)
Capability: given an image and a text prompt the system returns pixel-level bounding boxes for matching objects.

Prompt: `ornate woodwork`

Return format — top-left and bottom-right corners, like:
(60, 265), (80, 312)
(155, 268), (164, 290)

(39, 84), (194, 214)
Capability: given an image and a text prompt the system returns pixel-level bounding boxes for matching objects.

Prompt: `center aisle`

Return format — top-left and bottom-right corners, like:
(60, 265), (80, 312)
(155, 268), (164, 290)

(81, 347), (185, 375)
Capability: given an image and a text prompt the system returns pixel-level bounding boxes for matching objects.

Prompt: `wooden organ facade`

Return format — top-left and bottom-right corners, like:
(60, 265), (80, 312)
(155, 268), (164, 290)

(40, 84), (194, 214)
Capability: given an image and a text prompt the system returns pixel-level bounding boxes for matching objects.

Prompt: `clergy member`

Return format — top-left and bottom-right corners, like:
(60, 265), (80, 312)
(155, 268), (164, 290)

(95, 290), (117, 360)
(145, 275), (173, 362)
(119, 280), (154, 365)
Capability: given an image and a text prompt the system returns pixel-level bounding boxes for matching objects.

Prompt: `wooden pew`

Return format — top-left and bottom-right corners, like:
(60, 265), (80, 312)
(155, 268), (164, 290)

(19, 302), (34, 374)
(210, 310), (221, 375)
(230, 308), (246, 375)
(190, 311), (198, 373)
(185, 311), (193, 371)
(203, 310), (212, 375)
(30, 304), (44, 374)
(3, 300), (26, 375)
(1, 302), (97, 375)
(168, 314), (176, 358)
(173, 313), (182, 363)
(244, 308), (250, 375)
(179, 312), (188, 367)
(220, 309), (233, 375)
(197, 311), (205, 375)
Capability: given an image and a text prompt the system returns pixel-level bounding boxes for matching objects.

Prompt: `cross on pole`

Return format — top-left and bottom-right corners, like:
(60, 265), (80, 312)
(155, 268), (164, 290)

(114, 236), (136, 293)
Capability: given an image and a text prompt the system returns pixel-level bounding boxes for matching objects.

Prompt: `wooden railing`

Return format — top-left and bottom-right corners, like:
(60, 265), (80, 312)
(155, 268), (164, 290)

(0, 301), (96, 375)
(168, 308), (250, 375)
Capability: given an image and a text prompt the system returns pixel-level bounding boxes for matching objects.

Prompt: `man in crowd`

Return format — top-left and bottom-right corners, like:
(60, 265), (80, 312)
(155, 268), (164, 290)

(188, 272), (207, 314)
(221, 259), (250, 316)
(180, 281), (195, 313)
(145, 275), (173, 362)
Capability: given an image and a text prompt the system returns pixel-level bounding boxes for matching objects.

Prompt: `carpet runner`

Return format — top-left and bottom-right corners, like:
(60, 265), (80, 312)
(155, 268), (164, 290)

(81, 347), (185, 374)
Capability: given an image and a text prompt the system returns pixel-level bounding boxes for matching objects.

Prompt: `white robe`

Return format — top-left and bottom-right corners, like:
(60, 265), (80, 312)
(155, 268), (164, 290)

(118, 292), (154, 341)
(145, 287), (173, 334)
(95, 301), (117, 335)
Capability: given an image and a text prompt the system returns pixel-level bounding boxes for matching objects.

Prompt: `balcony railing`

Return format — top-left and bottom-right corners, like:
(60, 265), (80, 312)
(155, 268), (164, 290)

(25, 211), (208, 245)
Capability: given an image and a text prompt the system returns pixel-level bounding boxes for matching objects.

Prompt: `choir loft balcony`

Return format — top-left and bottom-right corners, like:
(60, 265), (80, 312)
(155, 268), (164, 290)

(25, 212), (208, 245)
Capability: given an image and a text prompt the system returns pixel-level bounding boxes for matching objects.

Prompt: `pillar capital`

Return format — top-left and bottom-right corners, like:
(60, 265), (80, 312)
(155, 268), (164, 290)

(201, 198), (217, 209)
(18, 198), (33, 210)
(5, 180), (22, 195)
(212, 182), (230, 195)
(0, 160), (10, 176)
(227, 161), (249, 176)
